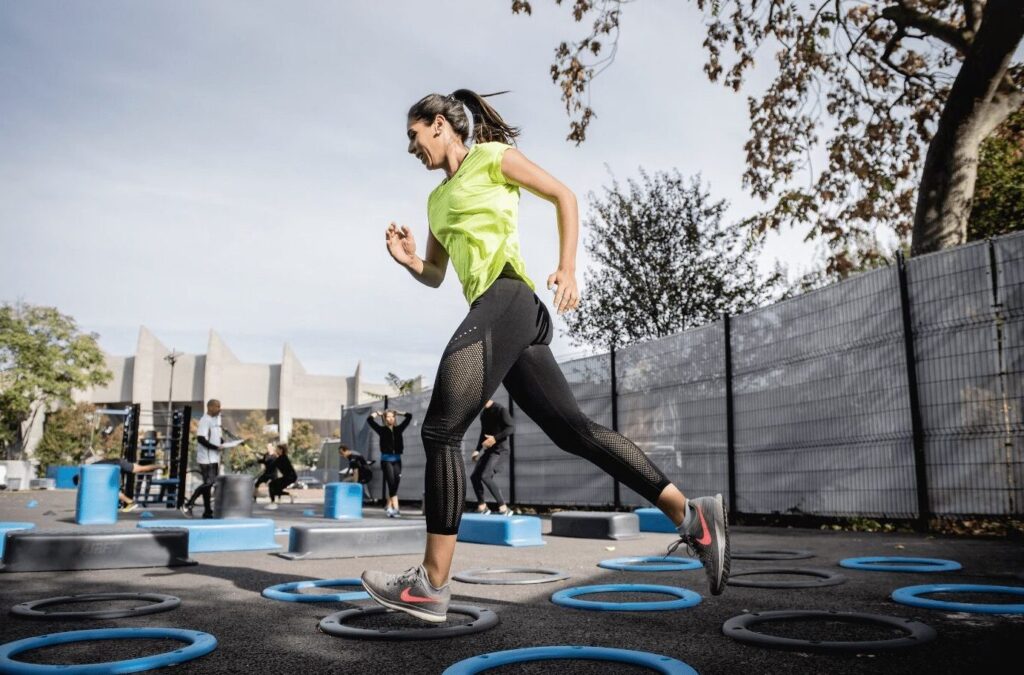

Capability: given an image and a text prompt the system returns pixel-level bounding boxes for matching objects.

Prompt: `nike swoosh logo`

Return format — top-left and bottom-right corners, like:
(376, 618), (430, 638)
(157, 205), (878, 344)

(695, 506), (712, 546)
(400, 587), (436, 604)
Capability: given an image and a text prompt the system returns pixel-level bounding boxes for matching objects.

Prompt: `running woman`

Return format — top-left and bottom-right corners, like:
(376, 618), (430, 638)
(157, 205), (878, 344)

(470, 399), (514, 515)
(360, 89), (729, 623)
(366, 409), (412, 517)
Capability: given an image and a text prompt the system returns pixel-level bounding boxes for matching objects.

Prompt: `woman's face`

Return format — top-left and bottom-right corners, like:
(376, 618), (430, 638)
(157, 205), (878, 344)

(266, 442), (275, 454)
(385, 412), (397, 426)
(407, 116), (445, 170)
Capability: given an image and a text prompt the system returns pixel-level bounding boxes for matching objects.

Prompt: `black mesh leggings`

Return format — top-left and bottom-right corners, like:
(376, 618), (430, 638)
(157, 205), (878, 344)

(421, 277), (671, 535)
(382, 460), (402, 499)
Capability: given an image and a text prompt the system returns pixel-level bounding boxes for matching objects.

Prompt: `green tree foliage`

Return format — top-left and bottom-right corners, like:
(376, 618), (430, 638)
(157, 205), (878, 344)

(34, 402), (93, 468)
(510, 1), (1024, 272)
(288, 420), (321, 469)
(385, 372), (418, 395)
(229, 411), (275, 473)
(34, 404), (125, 471)
(0, 302), (111, 458)
(563, 170), (782, 348)
(969, 108), (1024, 240)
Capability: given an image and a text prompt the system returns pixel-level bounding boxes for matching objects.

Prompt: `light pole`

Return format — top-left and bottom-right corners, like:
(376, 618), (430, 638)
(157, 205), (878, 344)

(163, 350), (182, 461)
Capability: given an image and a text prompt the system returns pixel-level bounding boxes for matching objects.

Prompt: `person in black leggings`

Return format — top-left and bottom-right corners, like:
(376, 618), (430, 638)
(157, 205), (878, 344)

(253, 442), (279, 501)
(265, 443), (296, 510)
(367, 409), (412, 517)
(470, 399), (513, 515)
(360, 89), (729, 625)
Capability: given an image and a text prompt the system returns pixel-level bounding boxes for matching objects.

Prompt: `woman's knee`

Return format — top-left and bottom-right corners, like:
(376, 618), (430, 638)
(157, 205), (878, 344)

(421, 415), (465, 448)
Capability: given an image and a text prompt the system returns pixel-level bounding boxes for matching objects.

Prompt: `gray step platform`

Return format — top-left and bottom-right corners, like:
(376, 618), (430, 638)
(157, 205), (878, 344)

(550, 511), (641, 540)
(1, 528), (196, 572)
(279, 520), (426, 560)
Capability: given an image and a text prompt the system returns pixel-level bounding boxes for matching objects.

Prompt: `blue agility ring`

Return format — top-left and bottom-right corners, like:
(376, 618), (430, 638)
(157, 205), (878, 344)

(443, 646), (698, 675)
(840, 556), (962, 573)
(551, 584), (700, 611)
(0, 627), (216, 674)
(262, 578), (369, 603)
(598, 556), (702, 572)
(892, 584), (1024, 614)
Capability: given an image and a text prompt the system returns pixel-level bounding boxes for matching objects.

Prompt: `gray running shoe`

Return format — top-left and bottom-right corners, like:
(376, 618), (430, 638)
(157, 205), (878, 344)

(669, 494), (730, 595)
(361, 565), (451, 623)
(179, 505), (193, 519)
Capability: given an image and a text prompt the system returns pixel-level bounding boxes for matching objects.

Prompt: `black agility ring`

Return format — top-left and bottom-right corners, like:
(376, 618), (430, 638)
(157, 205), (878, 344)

(731, 549), (815, 561)
(727, 568), (847, 589)
(723, 610), (936, 652)
(319, 604), (499, 640)
(453, 568), (570, 585)
(10, 593), (181, 620)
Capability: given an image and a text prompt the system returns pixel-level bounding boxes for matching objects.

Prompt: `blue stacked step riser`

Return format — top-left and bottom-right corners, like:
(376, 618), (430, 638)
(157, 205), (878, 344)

(138, 518), (278, 553)
(635, 508), (677, 533)
(457, 513), (545, 547)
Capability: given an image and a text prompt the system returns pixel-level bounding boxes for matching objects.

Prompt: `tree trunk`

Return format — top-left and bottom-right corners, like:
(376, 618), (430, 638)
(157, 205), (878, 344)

(911, 0), (1024, 255)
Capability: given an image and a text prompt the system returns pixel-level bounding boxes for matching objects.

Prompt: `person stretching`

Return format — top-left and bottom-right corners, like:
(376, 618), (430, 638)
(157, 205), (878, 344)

(360, 89), (729, 624)
(367, 409), (412, 517)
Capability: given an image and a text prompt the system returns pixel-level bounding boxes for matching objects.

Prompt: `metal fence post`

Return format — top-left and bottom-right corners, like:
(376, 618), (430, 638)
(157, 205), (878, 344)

(507, 391), (516, 505)
(987, 239), (1016, 514)
(610, 343), (621, 509)
(723, 314), (737, 524)
(896, 251), (930, 530)
(381, 397), (388, 504)
(174, 405), (191, 508)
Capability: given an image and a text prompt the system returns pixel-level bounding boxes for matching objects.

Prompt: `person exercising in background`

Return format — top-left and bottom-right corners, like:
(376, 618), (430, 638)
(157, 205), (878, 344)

(182, 399), (228, 519)
(339, 444), (374, 499)
(254, 441), (279, 500)
(367, 409), (412, 517)
(470, 399), (514, 515)
(266, 442), (297, 510)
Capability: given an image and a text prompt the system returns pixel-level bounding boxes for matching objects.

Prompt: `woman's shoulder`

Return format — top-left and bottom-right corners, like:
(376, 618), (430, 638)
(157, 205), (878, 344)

(472, 141), (514, 158)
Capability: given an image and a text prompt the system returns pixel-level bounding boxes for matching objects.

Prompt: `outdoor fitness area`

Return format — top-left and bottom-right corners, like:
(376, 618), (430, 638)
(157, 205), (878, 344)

(1, 474), (1022, 673)
(3, 1), (1024, 673)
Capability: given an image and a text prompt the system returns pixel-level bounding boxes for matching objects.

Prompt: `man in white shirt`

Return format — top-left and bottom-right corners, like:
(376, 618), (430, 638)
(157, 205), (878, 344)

(181, 399), (225, 518)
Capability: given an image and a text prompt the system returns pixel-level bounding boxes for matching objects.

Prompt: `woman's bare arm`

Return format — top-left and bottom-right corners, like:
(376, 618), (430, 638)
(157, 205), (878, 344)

(385, 222), (448, 288)
(499, 148), (581, 313)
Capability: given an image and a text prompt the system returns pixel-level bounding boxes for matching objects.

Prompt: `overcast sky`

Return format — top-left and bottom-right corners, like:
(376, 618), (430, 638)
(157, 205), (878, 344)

(1, 0), (820, 385)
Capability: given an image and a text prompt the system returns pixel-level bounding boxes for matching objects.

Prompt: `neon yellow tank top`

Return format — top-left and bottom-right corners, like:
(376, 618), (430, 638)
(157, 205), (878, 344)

(427, 142), (536, 304)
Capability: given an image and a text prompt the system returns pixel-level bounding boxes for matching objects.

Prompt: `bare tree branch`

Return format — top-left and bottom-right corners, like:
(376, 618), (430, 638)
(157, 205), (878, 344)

(880, 3), (969, 53)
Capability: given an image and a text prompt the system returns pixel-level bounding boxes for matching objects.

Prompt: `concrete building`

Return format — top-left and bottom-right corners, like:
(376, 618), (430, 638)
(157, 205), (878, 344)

(79, 326), (420, 439)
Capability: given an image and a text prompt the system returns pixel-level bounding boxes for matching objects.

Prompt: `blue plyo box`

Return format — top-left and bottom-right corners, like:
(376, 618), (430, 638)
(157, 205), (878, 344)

(323, 482), (362, 520)
(138, 518), (279, 553)
(635, 508), (677, 533)
(0, 522), (35, 557)
(46, 466), (79, 490)
(76, 464), (120, 525)
(457, 513), (545, 547)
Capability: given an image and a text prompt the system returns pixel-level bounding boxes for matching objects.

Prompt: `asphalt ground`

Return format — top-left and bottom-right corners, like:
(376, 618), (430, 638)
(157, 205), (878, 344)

(1, 488), (1022, 674)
